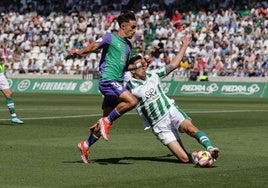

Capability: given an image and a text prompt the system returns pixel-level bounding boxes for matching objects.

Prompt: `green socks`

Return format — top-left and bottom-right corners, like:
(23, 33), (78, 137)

(6, 98), (16, 117)
(194, 130), (212, 149)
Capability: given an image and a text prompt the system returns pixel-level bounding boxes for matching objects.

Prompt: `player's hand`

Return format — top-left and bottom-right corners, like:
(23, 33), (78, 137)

(65, 48), (80, 60)
(89, 122), (102, 137)
(89, 122), (100, 132)
(144, 55), (151, 63)
(142, 55), (151, 68)
(181, 35), (192, 46)
(64, 53), (79, 60)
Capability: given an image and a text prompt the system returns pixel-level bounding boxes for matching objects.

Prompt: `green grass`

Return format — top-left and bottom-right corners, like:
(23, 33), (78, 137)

(0, 93), (268, 188)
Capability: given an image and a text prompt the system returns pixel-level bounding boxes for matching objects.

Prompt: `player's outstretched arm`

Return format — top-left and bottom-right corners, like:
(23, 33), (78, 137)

(65, 42), (100, 60)
(165, 35), (192, 75)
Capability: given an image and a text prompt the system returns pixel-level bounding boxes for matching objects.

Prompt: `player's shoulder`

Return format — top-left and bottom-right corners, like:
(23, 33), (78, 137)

(97, 32), (112, 43)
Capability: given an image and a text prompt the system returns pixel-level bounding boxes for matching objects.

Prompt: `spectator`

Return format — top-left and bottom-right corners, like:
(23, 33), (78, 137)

(58, 64), (68, 74)
(178, 56), (189, 78)
(0, 0), (267, 79)
(76, 15), (87, 34)
(172, 10), (183, 30)
(73, 64), (82, 75)
(20, 38), (32, 54)
(10, 48), (21, 74)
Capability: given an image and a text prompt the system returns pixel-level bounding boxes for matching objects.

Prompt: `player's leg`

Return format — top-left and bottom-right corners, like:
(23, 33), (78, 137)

(152, 113), (192, 163)
(77, 99), (113, 163)
(98, 81), (137, 141)
(179, 119), (219, 160)
(98, 95), (118, 141)
(115, 90), (137, 115)
(77, 94), (119, 163)
(78, 122), (101, 163)
(85, 122), (101, 146)
(1, 88), (24, 124)
(154, 127), (192, 163)
(170, 105), (219, 160)
(101, 90), (137, 125)
(167, 140), (191, 163)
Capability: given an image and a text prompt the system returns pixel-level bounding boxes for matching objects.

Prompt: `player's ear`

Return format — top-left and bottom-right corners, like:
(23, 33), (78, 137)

(130, 66), (136, 74)
(121, 22), (126, 29)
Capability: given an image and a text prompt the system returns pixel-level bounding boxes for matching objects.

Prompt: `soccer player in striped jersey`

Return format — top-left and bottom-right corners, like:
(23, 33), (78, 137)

(0, 52), (24, 124)
(126, 35), (219, 164)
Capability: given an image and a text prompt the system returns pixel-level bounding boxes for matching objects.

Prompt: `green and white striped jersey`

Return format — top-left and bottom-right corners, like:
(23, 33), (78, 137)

(127, 67), (175, 126)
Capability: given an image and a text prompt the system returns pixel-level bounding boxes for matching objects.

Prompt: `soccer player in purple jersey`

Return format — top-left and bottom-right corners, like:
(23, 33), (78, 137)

(66, 11), (146, 163)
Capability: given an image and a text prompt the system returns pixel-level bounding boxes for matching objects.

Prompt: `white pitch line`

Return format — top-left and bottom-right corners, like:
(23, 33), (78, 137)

(184, 109), (268, 113)
(0, 109), (268, 121)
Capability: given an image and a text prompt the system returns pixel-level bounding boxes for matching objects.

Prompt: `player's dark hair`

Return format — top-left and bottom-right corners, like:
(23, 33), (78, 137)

(127, 55), (142, 65)
(117, 11), (136, 27)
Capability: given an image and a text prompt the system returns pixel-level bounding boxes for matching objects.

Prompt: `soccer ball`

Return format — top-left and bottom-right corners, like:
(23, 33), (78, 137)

(193, 150), (214, 168)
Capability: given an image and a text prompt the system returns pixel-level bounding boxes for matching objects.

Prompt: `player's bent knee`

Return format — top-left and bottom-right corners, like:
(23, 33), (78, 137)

(179, 155), (190, 163)
(129, 97), (138, 108)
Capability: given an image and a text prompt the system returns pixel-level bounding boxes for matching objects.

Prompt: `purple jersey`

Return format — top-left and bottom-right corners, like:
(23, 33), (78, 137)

(96, 32), (132, 82)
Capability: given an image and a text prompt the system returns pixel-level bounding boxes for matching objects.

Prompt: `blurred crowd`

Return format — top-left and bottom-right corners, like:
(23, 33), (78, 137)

(0, 0), (268, 80)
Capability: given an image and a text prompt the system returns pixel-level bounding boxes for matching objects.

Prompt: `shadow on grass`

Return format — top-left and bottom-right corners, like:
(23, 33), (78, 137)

(63, 155), (218, 167)
(62, 154), (181, 165)
(90, 154), (187, 165)
(0, 122), (23, 126)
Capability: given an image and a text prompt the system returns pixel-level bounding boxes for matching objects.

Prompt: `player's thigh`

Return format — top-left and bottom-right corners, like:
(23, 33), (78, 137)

(179, 119), (198, 136)
(0, 74), (10, 90)
(1, 88), (12, 98)
(102, 96), (118, 111)
(0, 76), (12, 98)
(154, 125), (189, 162)
(169, 105), (190, 130)
(99, 80), (126, 97)
(153, 127), (179, 146)
(118, 89), (137, 104)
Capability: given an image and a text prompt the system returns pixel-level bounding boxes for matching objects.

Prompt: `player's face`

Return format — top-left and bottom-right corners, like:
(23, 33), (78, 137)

(121, 20), (137, 39)
(132, 59), (147, 80)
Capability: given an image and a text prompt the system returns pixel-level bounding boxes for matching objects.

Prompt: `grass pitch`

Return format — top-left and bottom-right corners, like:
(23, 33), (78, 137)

(0, 93), (267, 188)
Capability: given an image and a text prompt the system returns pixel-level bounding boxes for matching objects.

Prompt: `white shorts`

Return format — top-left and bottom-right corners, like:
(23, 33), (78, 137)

(0, 73), (10, 90)
(152, 105), (189, 146)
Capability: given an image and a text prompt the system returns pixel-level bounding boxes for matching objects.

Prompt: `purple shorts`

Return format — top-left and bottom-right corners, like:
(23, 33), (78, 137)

(99, 80), (127, 109)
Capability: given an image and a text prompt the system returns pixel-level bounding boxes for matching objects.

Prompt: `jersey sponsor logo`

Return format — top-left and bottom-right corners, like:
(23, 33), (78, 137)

(145, 88), (159, 101)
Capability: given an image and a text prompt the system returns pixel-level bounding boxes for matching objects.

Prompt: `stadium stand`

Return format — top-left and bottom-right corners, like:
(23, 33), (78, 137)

(0, 0), (267, 80)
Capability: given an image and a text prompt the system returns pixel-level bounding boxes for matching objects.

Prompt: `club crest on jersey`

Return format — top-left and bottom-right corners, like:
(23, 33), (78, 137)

(145, 88), (156, 99)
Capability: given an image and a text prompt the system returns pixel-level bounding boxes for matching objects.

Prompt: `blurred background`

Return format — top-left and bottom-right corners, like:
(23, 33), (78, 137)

(0, 0), (267, 81)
